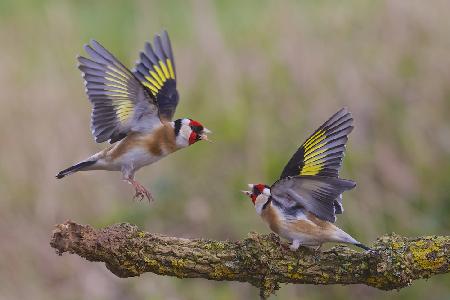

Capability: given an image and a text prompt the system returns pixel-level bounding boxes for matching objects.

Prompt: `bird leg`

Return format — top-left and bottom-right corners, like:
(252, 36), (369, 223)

(310, 244), (322, 260)
(125, 178), (154, 202)
(290, 240), (301, 251)
(288, 241), (322, 259)
(313, 244), (322, 252)
(279, 241), (292, 251)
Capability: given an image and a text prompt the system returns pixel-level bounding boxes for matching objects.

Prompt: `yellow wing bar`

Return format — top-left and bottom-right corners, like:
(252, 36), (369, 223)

(279, 108), (354, 179)
(140, 59), (176, 96)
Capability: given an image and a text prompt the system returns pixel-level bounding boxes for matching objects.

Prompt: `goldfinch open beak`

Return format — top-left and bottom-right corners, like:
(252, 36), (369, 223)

(241, 184), (254, 196)
(200, 128), (212, 142)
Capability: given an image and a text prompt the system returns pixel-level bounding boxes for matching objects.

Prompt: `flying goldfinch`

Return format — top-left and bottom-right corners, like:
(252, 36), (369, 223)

(243, 108), (370, 251)
(56, 30), (210, 202)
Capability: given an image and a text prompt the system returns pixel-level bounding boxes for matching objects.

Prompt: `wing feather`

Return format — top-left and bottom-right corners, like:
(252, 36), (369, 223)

(271, 176), (356, 222)
(78, 40), (161, 143)
(280, 107), (354, 178)
(133, 30), (179, 121)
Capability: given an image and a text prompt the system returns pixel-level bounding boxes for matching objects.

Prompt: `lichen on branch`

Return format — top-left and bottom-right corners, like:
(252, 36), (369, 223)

(50, 221), (450, 298)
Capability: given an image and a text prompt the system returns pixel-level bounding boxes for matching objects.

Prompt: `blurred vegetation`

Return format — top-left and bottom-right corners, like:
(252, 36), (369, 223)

(0, 0), (449, 299)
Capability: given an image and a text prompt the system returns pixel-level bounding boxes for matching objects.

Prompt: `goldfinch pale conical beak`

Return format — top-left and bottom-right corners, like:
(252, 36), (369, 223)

(200, 128), (212, 142)
(200, 134), (212, 142)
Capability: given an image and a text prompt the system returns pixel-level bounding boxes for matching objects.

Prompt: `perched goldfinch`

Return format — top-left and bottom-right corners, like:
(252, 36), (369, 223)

(56, 30), (210, 201)
(243, 108), (370, 251)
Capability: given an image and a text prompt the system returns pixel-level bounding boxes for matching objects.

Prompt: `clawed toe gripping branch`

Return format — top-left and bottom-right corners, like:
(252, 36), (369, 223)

(50, 221), (449, 298)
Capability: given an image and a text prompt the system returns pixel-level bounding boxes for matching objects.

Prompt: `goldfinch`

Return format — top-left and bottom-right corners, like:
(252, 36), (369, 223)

(56, 30), (210, 201)
(243, 108), (370, 251)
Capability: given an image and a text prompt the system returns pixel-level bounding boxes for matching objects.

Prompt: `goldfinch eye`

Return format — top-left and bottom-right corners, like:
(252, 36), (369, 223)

(190, 125), (203, 133)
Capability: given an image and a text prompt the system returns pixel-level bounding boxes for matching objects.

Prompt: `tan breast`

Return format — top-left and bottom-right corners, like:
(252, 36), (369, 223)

(107, 124), (178, 160)
(261, 204), (283, 235)
(285, 212), (338, 240)
(145, 123), (178, 155)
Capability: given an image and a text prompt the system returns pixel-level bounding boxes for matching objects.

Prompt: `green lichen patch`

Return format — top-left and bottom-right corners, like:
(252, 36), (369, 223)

(286, 263), (304, 280)
(137, 231), (146, 238)
(204, 240), (227, 251)
(210, 264), (235, 280)
(409, 237), (447, 272)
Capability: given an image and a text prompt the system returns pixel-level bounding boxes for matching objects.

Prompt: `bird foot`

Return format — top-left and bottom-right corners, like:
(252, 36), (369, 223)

(127, 179), (154, 202)
(279, 241), (291, 251)
(309, 245), (322, 260)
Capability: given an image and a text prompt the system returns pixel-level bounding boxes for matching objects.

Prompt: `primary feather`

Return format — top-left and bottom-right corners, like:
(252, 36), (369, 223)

(280, 107), (353, 179)
(133, 30), (179, 121)
(271, 176), (356, 223)
(78, 41), (161, 143)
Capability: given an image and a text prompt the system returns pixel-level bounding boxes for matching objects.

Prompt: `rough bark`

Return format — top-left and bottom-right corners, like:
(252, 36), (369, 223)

(50, 220), (449, 299)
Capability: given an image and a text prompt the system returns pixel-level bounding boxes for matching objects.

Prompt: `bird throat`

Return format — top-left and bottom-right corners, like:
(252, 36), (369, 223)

(262, 196), (272, 210)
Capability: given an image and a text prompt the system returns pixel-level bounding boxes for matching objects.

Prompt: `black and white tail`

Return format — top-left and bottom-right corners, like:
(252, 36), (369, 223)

(354, 243), (372, 251)
(56, 160), (96, 179)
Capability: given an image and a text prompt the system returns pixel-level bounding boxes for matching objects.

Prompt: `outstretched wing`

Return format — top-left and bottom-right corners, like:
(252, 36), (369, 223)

(280, 108), (353, 179)
(133, 30), (179, 121)
(79, 40), (161, 143)
(271, 176), (356, 222)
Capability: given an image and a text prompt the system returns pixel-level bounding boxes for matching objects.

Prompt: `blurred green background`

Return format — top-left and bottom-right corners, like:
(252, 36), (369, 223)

(0, 0), (449, 299)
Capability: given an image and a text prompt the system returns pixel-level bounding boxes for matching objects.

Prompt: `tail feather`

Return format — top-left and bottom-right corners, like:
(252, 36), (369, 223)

(56, 160), (96, 179)
(354, 243), (371, 251)
(335, 228), (371, 251)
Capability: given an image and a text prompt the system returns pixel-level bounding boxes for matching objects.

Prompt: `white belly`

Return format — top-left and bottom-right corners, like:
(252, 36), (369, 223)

(278, 219), (322, 246)
(119, 147), (163, 170)
(94, 147), (164, 173)
(288, 232), (321, 246)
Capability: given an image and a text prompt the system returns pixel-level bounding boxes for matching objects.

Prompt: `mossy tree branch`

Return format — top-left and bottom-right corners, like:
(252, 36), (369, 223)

(50, 221), (449, 299)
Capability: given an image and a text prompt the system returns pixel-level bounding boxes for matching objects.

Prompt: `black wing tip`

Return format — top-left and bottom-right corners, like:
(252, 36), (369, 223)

(87, 39), (100, 48)
(155, 28), (169, 39)
(333, 107), (352, 122)
(342, 178), (357, 189)
(327, 107), (352, 126)
(94, 135), (108, 143)
(153, 32), (162, 44)
(76, 55), (84, 68)
(334, 178), (357, 190)
(144, 41), (152, 49)
(337, 106), (351, 116)
(108, 132), (127, 144)
(83, 42), (94, 52)
(161, 29), (170, 42)
(77, 55), (94, 65)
